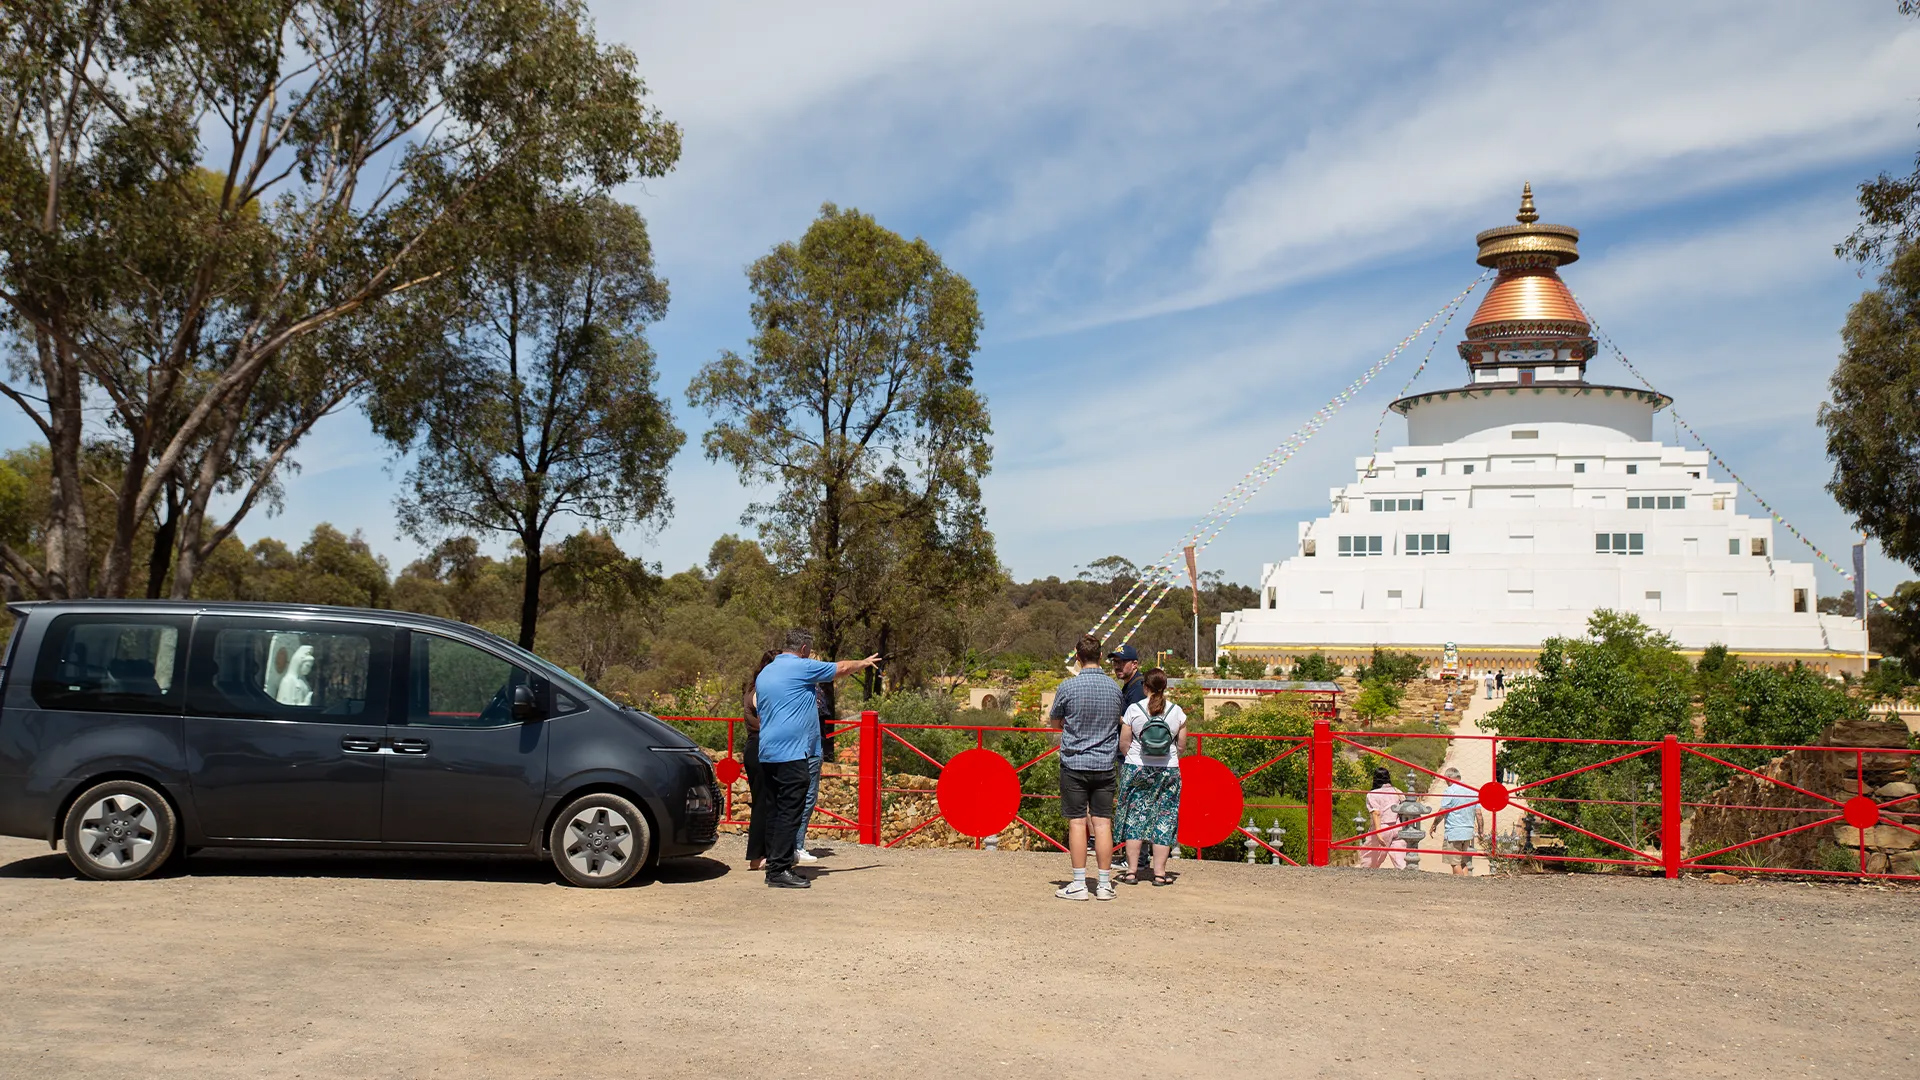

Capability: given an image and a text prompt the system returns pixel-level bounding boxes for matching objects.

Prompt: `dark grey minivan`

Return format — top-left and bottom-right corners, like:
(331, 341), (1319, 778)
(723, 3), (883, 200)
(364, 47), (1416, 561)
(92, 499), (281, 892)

(0, 601), (718, 886)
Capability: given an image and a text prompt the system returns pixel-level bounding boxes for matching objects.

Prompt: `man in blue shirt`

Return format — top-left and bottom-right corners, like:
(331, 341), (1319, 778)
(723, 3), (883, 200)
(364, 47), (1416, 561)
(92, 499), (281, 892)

(755, 628), (879, 889)
(1427, 766), (1486, 877)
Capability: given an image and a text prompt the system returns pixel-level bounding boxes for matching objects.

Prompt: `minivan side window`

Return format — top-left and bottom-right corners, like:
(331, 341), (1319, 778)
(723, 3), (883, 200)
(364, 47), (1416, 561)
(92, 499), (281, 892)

(184, 617), (391, 722)
(407, 633), (532, 728)
(31, 613), (188, 714)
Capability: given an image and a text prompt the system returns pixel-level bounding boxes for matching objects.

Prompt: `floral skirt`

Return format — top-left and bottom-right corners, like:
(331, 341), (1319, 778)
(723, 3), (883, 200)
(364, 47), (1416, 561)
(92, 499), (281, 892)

(1114, 763), (1181, 847)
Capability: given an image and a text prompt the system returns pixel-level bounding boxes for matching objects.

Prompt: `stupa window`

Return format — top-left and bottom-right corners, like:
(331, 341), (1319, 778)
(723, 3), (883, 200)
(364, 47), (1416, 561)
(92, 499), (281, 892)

(1573, 462), (1587, 473)
(1369, 497), (1423, 512)
(1595, 533), (1644, 555)
(1404, 533), (1450, 556)
(1337, 535), (1384, 557)
(1626, 495), (1687, 510)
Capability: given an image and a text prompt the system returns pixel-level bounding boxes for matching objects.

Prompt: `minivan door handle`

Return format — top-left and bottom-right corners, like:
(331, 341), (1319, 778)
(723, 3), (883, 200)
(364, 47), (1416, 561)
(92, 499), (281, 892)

(341, 736), (382, 754)
(392, 737), (431, 755)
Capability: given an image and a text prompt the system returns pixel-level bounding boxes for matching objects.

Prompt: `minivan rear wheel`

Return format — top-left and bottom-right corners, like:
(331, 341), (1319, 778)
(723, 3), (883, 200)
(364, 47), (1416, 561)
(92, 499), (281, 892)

(549, 793), (650, 888)
(62, 780), (177, 881)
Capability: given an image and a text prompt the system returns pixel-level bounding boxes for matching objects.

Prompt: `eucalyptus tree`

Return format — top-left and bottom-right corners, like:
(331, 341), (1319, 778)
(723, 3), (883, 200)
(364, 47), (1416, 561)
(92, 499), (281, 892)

(0, 0), (678, 599)
(371, 194), (683, 649)
(688, 204), (995, 670)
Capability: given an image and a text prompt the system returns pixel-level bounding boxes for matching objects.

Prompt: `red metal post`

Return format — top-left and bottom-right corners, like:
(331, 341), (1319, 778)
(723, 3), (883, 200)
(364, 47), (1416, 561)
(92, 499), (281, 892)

(1660, 734), (1682, 879)
(858, 710), (882, 846)
(1308, 717), (1332, 866)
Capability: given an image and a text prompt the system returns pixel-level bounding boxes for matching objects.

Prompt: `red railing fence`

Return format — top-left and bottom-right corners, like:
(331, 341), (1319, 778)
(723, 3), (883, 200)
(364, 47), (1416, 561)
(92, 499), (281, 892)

(663, 712), (1920, 883)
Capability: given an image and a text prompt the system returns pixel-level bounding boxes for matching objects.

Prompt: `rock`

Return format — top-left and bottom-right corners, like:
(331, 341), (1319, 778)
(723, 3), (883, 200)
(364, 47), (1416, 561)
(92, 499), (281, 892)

(1703, 871), (1739, 883)
(1875, 781), (1918, 800)
(1892, 850), (1920, 876)
(1833, 825), (1920, 850)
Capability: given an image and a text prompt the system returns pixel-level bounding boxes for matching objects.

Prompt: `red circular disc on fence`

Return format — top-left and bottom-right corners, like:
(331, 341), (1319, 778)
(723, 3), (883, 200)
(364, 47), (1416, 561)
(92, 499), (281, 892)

(1178, 755), (1245, 848)
(714, 757), (743, 786)
(1478, 781), (1510, 812)
(936, 748), (1021, 837)
(1842, 795), (1880, 830)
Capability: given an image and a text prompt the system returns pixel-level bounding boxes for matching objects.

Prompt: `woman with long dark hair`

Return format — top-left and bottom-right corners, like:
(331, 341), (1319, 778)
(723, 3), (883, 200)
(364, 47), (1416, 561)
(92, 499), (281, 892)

(741, 649), (780, 871)
(1115, 667), (1186, 886)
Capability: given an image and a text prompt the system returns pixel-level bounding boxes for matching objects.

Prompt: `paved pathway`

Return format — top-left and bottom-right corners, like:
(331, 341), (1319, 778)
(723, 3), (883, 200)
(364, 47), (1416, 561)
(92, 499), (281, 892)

(1412, 678), (1504, 876)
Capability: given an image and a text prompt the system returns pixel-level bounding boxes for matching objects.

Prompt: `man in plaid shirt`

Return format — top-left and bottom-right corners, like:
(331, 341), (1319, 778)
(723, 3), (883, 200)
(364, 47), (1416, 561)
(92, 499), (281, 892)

(1048, 634), (1124, 900)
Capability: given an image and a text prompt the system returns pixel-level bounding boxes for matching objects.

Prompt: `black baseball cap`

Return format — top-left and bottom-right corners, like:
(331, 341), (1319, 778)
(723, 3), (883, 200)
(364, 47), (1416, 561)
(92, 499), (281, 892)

(1107, 644), (1141, 663)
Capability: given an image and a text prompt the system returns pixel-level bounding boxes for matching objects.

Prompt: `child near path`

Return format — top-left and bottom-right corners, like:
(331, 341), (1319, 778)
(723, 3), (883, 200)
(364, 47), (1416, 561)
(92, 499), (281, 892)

(1115, 668), (1186, 887)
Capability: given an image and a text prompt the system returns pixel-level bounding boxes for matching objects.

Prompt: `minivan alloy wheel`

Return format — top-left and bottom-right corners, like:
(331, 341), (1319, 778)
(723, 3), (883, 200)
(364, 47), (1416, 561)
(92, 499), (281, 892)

(564, 807), (632, 879)
(79, 795), (157, 868)
(548, 792), (651, 888)
(61, 778), (177, 881)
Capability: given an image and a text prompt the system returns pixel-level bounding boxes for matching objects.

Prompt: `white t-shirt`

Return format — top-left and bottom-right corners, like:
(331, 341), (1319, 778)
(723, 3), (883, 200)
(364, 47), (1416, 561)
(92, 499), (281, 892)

(1122, 701), (1186, 767)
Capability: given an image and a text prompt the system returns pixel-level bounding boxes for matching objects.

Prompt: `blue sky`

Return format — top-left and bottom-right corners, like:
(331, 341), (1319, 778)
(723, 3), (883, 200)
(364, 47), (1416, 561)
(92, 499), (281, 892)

(6, 0), (1919, 598)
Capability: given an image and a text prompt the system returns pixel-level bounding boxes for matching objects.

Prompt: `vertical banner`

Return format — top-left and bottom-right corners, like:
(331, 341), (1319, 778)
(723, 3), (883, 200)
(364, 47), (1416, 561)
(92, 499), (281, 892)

(1183, 545), (1200, 614)
(1853, 542), (1867, 621)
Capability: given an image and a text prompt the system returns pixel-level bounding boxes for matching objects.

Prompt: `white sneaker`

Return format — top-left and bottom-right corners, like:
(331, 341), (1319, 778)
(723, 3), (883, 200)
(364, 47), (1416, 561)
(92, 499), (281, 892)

(1055, 881), (1090, 901)
(1094, 881), (1116, 901)
(794, 848), (819, 863)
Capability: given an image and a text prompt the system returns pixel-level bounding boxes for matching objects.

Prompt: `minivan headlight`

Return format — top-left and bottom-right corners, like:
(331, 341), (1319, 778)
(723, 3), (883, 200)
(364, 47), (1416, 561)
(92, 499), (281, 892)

(685, 785), (715, 815)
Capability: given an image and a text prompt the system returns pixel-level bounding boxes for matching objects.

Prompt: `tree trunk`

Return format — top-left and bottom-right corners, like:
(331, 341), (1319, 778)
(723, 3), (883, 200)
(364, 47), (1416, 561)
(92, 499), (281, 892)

(519, 532), (543, 650)
(144, 482), (180, 599)
(99, 422), (153, 598)
(40, 335), (91, 599)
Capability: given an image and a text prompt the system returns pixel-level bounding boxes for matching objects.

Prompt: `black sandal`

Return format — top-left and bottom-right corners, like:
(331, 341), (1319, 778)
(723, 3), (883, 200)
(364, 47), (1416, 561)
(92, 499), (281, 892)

(1152, 873), (1170, 886)
(1118, 870), (1139, 885)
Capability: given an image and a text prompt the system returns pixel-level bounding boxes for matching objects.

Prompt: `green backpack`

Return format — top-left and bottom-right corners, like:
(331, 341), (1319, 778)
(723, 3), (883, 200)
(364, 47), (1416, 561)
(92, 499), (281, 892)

(1139, 708), (1175, 756)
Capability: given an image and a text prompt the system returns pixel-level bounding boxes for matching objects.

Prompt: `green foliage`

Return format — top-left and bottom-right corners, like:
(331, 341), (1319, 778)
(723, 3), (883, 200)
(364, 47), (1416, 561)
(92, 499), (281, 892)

(1699, 661), (1868, 775)
(1351, 678), (1400, 726)
(1819, 242), (1920, 572)
(1354, 646), (1425, 685)
(1863, 658), (1916, 700)
(688, 203), (996, 680)
(1215, 653), (1269, 679)
(1483, 611), (1695, 859)
(1288, 652), (1343, 682)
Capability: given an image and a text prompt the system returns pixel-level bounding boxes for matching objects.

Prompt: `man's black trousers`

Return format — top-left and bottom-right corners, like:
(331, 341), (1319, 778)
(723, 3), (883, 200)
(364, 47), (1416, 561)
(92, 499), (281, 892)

(761, 757), (812, 879)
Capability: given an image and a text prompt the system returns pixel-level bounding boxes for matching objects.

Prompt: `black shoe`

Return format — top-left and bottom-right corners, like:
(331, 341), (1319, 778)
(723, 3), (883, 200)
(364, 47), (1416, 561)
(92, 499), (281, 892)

(766, 870), (811, 889)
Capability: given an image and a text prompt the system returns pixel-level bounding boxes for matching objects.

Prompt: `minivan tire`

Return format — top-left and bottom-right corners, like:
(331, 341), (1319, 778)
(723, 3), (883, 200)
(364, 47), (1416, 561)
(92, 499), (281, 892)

(549, 793), (651, 888)
(62, 779), (177, 881)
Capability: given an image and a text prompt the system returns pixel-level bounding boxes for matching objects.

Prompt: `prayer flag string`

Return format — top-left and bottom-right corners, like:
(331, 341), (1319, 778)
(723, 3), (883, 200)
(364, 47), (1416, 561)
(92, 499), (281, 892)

(1572, 291), (1896, 617)
(1083, 271), (1492, 649)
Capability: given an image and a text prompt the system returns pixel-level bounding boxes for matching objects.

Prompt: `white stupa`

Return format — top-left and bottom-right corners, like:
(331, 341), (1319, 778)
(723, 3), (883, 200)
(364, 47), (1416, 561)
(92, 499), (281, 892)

(1216, 186), (1869, 676)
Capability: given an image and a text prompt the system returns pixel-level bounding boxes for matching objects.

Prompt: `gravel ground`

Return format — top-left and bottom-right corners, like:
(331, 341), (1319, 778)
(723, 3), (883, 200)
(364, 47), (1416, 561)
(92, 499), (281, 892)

(0, 833), (1914, 1079)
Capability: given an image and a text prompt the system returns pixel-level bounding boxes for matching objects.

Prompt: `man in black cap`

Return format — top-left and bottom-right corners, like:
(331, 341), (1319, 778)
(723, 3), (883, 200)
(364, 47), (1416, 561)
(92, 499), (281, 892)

(1106, 643), (1147, 873)
(1108, 643), (1147, 713)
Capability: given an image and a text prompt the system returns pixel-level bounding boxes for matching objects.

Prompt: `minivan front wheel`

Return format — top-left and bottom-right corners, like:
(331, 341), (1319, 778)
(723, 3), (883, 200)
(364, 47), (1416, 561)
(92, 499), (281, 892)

(63, 780), (177, 881)
(550, 793), (651, 888)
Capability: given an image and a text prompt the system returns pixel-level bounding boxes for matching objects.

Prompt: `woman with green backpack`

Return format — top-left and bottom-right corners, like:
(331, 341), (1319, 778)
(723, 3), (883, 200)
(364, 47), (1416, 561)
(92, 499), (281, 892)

(1115, 667), (1187, 886)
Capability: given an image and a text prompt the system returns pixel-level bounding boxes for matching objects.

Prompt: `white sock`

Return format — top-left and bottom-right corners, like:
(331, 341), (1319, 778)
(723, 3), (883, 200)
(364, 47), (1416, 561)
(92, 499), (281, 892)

(1072, 868), (1086, 885)
(1097, 869), (1111, 888)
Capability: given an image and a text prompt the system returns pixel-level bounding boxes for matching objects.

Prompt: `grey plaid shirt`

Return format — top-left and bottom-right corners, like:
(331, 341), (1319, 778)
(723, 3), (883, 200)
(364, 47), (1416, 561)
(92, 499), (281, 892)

(1049, 667), (1124, 771)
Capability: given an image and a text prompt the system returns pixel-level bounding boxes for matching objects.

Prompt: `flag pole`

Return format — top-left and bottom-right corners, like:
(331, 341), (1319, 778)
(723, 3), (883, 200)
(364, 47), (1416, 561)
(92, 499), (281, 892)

(1184, 545), (1201, 673)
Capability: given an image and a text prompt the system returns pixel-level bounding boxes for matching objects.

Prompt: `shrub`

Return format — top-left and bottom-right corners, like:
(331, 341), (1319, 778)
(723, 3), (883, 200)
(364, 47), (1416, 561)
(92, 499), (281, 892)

(1354, 646), (1425, 685)
(1288, 653), (1343, 682)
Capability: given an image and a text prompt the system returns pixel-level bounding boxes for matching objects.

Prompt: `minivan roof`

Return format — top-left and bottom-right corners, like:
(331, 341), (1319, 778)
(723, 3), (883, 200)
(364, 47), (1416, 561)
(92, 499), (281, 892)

(5, 599), (497, 642)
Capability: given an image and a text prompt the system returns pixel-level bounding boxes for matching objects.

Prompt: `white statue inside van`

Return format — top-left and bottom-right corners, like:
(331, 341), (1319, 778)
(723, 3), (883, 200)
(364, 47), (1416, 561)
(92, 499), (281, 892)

(274, 645), (316, 706)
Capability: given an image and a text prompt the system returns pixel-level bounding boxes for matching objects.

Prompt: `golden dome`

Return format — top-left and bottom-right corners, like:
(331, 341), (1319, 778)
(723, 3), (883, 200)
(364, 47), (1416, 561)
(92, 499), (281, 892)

(1474, 182), (1579, 268)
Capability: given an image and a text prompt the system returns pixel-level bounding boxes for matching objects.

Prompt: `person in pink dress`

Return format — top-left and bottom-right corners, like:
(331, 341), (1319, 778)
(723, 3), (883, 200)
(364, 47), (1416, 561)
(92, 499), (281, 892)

(1362, 766), (1407, 869)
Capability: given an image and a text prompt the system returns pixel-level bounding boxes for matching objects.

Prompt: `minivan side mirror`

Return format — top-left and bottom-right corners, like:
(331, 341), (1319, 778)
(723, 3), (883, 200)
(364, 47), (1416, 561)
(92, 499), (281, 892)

(511, 683), (539, 722)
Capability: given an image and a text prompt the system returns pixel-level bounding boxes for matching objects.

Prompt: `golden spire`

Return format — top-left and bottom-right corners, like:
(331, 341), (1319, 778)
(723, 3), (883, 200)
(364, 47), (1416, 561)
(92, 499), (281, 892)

(1474, 182), (1578, 267)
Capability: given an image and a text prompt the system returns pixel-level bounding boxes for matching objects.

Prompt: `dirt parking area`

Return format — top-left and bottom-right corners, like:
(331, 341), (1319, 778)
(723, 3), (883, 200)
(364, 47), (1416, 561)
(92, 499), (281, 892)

(0, 834), (1914, 1080)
